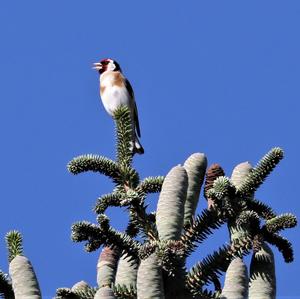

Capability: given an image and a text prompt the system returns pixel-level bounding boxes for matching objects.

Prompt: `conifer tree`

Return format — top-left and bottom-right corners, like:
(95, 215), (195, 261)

(0, 106), (297, 299)
(60, 106), (296, 298)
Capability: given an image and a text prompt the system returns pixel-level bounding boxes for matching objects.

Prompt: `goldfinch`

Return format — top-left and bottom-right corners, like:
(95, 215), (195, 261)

(93, 58), (144, 155)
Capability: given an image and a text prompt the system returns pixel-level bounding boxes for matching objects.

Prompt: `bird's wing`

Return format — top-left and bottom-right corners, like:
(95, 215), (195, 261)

(125, 78), (141, 137)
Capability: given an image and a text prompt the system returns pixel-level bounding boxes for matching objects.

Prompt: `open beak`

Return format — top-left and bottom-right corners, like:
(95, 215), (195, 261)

(92, 62), (102, 70)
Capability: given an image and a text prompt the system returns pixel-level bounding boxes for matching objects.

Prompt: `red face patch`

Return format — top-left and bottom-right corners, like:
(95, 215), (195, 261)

(100, 58), (111, 65)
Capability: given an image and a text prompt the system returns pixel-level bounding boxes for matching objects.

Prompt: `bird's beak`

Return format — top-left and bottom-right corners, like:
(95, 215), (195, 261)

(92, 62), (102, 70)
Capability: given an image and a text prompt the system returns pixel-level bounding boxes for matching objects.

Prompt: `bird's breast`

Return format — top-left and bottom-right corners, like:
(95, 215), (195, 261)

(100, 84), (131, 116)
(99, 71), (132, 116)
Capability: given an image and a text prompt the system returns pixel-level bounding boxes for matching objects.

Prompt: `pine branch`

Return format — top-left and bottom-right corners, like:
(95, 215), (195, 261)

(55, 288), (81, 299)
(139, 242), (157, 260)
(94, 189), (157, 240)
(181, 208), (226, 256)
(245, 198), (276, 220)
(113, 284), (137, 299)
(137, 176), (164, 194)
(119, 189), (141, 207)
(68, 155), (121, 182)
(94, 190), (144, 216)
(155, 240), (186, 275)
(263, 231), (294, 262)
(125, 223), (139, 239)
(71, 221), (103, 245)
(194, 289), (221, 299)
(186, 236), (252, 295)
(114, 105), (134, 167)
(73, 288), (97, 299)
(205, 177), (238, 218)
(56, 288), (79, 299)
(205, 188), (236, 219)
(56, 286), (97, 299)
(252, 234), (264, 253)
(210, 274), (222, 292)
(71, 216), (109, 252)
(71, 217), (141, 259)
(263, 213), (297, 233)
(94, 192), (124, 214)
(128, 203), (158, 241)
(236, 210), (260, 232)
(5, 231), (23, 263)
(237, 147), (284, 196)
(212, 176), (235, 200)
(118, 165), (140, 190)
(105, 228), (141, 261)
(0, 271), (14, 299)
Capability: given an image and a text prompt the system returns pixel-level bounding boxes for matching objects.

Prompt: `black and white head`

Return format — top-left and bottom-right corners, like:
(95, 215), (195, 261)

(93, 58), (122, 74)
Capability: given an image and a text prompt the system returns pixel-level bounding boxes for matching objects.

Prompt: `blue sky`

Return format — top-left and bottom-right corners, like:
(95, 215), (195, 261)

(0, 1), (299, 298)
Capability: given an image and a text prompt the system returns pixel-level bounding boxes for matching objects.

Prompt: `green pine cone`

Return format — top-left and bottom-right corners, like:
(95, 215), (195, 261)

(115, 254), (138, 289)
(183, 153), (207, 226)
(249, 243), (276, 299)
(97, 246), (119, 288)
(94, 286), (116, 299)
(137, 253), (165, 299)
(9, 255), (41, 299)
(231, 162), (253, 190)
(221, 257), (248, 299)
(156, 166), (188, 241)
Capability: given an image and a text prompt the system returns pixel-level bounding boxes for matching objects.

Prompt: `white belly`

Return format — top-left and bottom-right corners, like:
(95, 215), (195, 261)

(101, 86), (131, 116)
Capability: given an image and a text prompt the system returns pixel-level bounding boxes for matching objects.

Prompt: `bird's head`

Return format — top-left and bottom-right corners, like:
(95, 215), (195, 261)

(92, 58), (121, 74)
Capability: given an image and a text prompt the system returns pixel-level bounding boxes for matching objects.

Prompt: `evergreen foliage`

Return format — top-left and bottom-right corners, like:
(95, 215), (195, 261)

(0, 105), (297, 298)
(187, 236), (252, 295)
(64, 106), (297, 298)
(245, 198), (276, 220)
(237, 147), (284, 196)
(56, 287), (97, 299)
(113, 284), (136, 299)
(263, 231), (294, 263)
(0, 271), (14, 299)
(181, 208), (226, 256)
(5, 231), (23, 264)
(264, 213), (297, 233)
(68, 155), (121, 182)
(137, 176), (164, 194)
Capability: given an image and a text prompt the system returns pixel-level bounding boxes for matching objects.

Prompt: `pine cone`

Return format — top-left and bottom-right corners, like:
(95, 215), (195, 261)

(204, 164), (225, 199)
(204, 164), (225, 209)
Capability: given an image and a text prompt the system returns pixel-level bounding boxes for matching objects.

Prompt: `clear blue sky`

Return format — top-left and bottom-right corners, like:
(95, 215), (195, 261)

(0, 1), (299, 298)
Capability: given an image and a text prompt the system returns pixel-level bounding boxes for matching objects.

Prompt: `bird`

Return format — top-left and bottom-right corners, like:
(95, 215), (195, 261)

(93, 58), (144, 155)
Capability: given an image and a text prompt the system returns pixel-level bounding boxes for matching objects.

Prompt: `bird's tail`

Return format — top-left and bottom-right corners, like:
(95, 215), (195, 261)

(133, 135), (144, 155)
